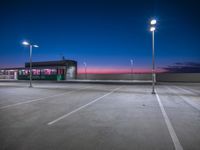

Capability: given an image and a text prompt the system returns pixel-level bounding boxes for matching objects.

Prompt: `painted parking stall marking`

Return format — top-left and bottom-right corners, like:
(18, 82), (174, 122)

(172, 86), (200, 111)
(47, 86), (122, 125)
(0, 86), (93, 110)
(155, 90), (183, 150)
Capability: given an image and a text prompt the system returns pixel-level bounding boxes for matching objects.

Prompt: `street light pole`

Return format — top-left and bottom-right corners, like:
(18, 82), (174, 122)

(22, 41), (39, 88)
(150, 19), (157, 94)
(152, 30), (155, 94)
(130, 59), (133, 80)
(29, 45), (33, 88)
(84, 62), (87, 80)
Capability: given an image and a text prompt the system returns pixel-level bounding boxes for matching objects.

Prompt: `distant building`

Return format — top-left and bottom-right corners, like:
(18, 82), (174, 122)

(0, 60), (77, 80)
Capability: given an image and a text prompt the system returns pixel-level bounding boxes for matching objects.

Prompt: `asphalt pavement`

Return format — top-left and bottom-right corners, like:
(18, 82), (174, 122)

(0, 82), (199, 150)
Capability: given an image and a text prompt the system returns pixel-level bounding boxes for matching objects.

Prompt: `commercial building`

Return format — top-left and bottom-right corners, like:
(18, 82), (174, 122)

(0, 60), (77, 80)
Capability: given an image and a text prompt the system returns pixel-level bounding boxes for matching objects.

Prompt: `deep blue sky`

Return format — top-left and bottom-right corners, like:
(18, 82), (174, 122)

(0, 0), (200, 73)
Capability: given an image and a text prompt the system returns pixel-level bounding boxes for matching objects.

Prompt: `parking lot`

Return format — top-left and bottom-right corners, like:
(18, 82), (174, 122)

(0, 81), (200, 150)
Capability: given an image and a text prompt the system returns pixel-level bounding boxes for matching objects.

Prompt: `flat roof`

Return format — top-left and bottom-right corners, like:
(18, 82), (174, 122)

(0, 60), (77, 70)
(25, 60), (77, 68)
(0, 67), (24, 70)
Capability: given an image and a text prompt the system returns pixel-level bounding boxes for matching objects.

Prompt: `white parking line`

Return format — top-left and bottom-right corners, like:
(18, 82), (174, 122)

(177, 86), (200, 94)
(155, 90), (183, 150)
(173, 86), (200, 111)
(47, 86), (121, 125)
(0, 86), (93, 110)
(174, 86), (194, 95)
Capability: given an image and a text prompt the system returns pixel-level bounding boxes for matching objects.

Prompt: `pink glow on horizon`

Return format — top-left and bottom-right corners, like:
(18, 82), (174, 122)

(78, 67), (166, 74)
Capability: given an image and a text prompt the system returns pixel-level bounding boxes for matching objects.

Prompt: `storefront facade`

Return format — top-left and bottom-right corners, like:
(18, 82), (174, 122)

(0, 60), (77, 80)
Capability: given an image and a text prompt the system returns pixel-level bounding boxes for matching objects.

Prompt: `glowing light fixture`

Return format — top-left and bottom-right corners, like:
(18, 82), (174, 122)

(150, 26), (156, 32)
(150, 19), (157, 25)
(22, 41), (29, 45)
(33, 45), (39, 48)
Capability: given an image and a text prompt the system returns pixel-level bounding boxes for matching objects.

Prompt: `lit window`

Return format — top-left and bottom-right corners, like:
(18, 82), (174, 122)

(32, 69), (40, 75)
(51, 69), (57, 75)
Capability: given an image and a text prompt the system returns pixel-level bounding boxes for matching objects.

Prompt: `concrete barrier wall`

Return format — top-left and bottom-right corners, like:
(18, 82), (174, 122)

(156, 73), (200, 82)
(77, 73), (200, 82)
(77, 73), (152, 80)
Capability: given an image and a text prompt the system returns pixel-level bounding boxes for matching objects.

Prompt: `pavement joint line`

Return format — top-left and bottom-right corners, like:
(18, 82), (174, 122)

(155, 89), (183, 150)
(47, 86), (122, 125)
(174, 86), (196, 95)
(181, 86), (200, 95)
(0, 86), (93, 110)
(172, 86), (200, 112)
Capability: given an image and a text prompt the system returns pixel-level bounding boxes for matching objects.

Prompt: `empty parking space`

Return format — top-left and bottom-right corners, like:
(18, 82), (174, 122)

(156, 85), (200, 150)
(0, 83), (94, 108)
(0, 82), (200, 150)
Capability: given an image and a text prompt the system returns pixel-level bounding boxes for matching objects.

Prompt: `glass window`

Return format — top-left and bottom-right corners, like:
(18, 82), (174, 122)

(41, 69), (45, 75)
(41, 69), (54, 75)
(51, 69), (57, 75)
(32, 69), (40, 75)
(45, 69), (51, 75)
(19, 70), (22, 75)
(58, 69), (64, 75)
(19, 70), (28, 75)
(25, 70), (29, 75)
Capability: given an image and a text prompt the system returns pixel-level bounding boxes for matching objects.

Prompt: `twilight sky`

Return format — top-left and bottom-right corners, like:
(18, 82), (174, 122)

(0, 0), (200, 73)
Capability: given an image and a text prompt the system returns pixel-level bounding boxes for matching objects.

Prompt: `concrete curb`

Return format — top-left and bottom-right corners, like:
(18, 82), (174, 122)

(0, 79), (153, 85)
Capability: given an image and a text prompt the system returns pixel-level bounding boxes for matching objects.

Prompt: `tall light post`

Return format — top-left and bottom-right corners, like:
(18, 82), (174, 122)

(150, 19), (156, 94)
(130, 59), (133, 80)
(22, 41), (39, 88)
(83, 62), (87, 80)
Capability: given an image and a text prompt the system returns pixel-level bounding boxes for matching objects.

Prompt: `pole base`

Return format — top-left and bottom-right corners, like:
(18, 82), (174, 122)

(152, 91), (156, 94)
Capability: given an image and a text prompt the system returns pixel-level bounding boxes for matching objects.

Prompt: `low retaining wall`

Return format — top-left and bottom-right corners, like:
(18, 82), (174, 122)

(156, 73), (200, 82)
(78, 73), (152, 80)
(77, 73), (200, 82)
